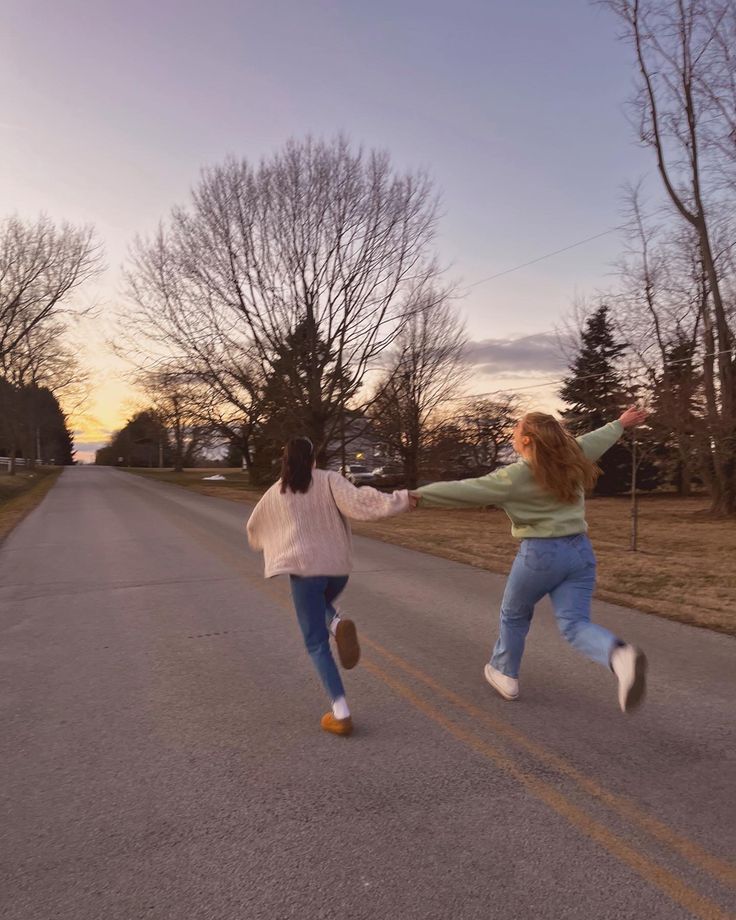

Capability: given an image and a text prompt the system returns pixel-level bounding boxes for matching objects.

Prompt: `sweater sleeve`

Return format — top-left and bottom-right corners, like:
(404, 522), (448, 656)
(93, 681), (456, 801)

(415, 464), (517, 509)
(246, 494), (267, 550)
(576, 421), (624, 461)
(328, 473), (410, 521)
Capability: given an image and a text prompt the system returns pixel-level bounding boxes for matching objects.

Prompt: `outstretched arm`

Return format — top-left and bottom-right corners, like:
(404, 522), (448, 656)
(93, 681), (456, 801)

(576, 407), (648, 461)
(328, 473), (410, 521)
(412, 464), (517, 509)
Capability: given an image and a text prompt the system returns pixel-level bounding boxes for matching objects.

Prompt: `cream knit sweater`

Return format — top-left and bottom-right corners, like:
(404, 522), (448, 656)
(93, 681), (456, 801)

(246, 469), (410, 578)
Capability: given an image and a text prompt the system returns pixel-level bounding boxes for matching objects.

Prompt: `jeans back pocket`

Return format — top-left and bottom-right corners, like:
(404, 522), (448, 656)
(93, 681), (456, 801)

(521, 541), (557, 572)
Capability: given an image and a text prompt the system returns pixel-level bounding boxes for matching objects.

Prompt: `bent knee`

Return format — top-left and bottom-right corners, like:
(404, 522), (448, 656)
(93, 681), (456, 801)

(557, 616), (588, 642)
(305, 636), (331, 656)
(500, 605), (533, 624)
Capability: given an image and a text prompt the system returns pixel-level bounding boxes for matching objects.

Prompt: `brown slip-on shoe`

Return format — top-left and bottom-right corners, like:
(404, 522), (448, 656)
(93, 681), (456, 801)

(321, 712), (354, 736)
(335, 618), (360, 670)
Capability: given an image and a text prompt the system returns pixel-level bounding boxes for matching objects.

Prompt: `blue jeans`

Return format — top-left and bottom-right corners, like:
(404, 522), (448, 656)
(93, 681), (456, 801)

(289, 575), (349, 701)
(490, 534), (619, 679)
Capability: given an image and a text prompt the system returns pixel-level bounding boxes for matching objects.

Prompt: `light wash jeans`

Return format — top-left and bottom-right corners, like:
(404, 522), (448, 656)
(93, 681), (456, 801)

(490, 534), (619, 679)
(289, 575), (349, 701)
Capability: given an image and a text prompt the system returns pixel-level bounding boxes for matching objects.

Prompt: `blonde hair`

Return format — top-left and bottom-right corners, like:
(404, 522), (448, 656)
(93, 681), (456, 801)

(520, 413), (600, 503)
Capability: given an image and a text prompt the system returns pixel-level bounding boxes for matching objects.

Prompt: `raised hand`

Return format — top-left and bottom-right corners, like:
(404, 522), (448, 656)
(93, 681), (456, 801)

(619, 406), (648, 429)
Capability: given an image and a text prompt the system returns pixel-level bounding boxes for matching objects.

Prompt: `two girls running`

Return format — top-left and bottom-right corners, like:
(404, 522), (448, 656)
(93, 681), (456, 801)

(247, 408), (648, 736)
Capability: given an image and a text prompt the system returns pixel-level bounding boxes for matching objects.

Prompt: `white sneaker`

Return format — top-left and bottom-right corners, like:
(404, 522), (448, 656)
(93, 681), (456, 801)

(484, 663), (519, 701)
(611, 644), (647, 713)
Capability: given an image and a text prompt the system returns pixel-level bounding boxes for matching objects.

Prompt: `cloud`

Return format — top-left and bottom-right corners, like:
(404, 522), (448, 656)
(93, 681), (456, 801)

(466, 332), (572, 377)
(73, 417), (112, 443)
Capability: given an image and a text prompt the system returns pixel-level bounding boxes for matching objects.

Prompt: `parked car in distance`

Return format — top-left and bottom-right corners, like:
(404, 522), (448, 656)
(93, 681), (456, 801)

(343, 464), (375, 485)
(372, 464), (405, 488)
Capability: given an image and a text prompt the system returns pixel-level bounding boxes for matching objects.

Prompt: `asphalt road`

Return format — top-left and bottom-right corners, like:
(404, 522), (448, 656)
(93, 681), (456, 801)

(1, 467), (734, 920)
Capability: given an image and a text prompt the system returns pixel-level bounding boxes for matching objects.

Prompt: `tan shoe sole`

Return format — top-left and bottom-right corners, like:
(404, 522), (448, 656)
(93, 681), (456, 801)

(321, 712), (354, 736)
(484, 664), (519, 701)
(622, 648), (647, 713)
(335, 618), (360, 670)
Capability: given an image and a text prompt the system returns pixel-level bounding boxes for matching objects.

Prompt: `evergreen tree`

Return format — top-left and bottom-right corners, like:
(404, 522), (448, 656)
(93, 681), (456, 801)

(29, 387), (75, 465)
(95, 411), (172, 467)
(258, 319), (352, 468)
(0, 381), (75, 468)
(560, 305), (633, 495)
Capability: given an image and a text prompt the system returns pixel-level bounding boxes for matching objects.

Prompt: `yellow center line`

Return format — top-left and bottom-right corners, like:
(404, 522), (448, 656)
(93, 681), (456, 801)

(362, 635), (736, 891)
(362, 658), (735, 920)
(148, 499), (732, 915)
(254, 573), (735, 911)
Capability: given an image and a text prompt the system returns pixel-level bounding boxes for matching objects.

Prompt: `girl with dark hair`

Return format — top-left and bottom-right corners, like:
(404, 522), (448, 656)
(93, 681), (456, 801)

(412, 408), (649, 713)
(247, 437), (410, 736)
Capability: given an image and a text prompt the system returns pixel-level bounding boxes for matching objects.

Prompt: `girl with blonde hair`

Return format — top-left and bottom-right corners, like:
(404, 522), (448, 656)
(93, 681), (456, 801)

(413, 408), (648, 712)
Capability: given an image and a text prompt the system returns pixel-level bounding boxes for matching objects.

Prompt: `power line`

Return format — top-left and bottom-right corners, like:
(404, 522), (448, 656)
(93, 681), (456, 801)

(463, 224), (626, 291)
(452, 213), (734, 402)
(449, 347), (735, 402)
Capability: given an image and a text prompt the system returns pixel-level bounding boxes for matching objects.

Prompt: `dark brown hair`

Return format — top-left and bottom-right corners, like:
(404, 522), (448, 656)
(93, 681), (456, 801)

(521, 412), (600, 503)
(280, 437), (315, 494)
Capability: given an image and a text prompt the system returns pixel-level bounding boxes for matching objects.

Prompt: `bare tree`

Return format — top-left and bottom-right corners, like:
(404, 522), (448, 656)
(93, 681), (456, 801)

(141, 369), (211, 471)
(611, 186), (705, 493)
(0, 215), (99, 473)
(1, 319), (90, 403)
(0, 318), (91, 472)
(370, 293), (468, 489)
(0, 215), (101, 364)
(123, 137), (445, 468)
(453, 395), (521, 473)
(601, 0), (736, 512)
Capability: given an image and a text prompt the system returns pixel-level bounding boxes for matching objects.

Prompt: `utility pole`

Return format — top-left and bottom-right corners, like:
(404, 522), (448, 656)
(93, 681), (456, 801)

(341, 405), (346, 474)
(629, 435), (639, 553)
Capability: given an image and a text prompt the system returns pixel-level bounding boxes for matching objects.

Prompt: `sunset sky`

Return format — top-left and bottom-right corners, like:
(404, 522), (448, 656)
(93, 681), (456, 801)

(1, 0), (656, 461)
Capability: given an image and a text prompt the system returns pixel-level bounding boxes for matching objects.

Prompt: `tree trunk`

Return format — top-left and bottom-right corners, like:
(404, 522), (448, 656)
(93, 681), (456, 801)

(696, 237), (736, 515)
(675, 433), (693, 497)
(404, 454), (419, 492)
(713, 460), (736, 515)
(677, 461), (692, 498)
(173, 429), (184, 472)
(312, 417), (328, 469)
(629, 438), (639, 552)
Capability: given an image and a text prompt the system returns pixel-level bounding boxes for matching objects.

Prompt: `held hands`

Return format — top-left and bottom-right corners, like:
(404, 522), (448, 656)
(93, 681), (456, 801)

(619, 406), (648, 429)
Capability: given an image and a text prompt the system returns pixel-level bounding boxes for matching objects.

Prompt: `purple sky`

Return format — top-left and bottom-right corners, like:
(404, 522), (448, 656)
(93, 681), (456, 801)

(1, 0), (655, 457)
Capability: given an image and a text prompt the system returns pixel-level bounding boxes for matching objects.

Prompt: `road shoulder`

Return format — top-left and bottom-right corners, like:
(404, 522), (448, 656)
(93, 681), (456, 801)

(0, 467), (63, 543)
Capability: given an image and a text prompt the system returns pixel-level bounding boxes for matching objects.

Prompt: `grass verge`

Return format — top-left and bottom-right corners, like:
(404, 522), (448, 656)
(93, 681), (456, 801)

(124, 467), (264, 503)
(354, 496), (736, 637)
(125, 469), (736, 637)
(0, 467), (63, 543)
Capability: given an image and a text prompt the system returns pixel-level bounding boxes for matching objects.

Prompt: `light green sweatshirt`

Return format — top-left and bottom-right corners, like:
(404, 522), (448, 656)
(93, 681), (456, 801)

(415, 421), (624, 539)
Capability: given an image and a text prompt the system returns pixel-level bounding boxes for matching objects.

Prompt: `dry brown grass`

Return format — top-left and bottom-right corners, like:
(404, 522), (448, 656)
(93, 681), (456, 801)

(354, 496), (736, 636)
(125, 468), (264, 503)
(0, 467), (63, 543)
(127, 469), (736, 636)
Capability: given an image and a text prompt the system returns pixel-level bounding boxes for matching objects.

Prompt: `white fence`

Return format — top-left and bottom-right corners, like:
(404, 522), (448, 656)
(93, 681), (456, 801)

(0, 457), (32, 471)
